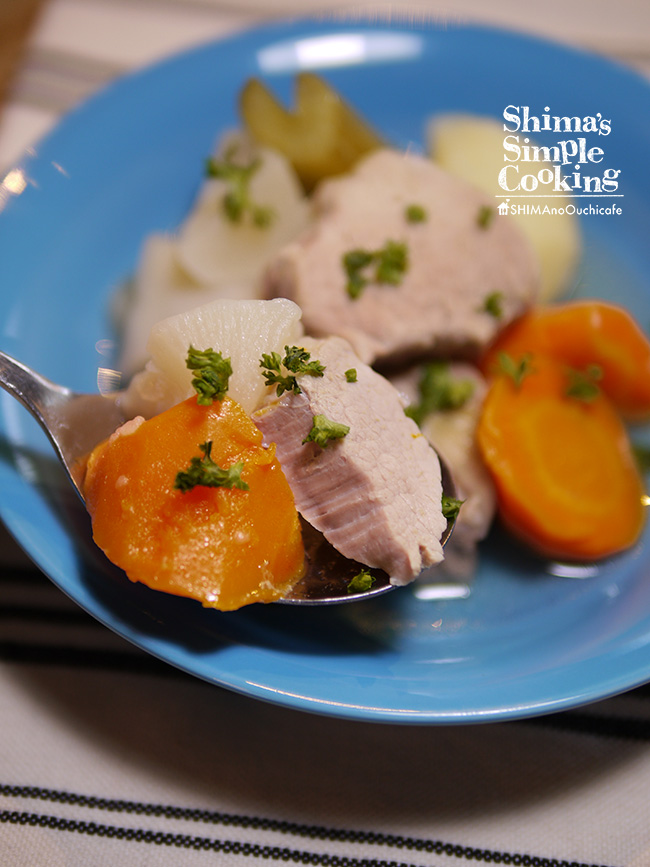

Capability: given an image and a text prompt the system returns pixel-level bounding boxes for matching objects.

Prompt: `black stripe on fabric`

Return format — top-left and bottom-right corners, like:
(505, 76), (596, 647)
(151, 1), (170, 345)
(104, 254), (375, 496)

(0, 809), (613, 867)
(0, 605), (99, 626)
(0, 641), (183, 679)
(3, 640), (650, 740)
(0, 788), (614, 867)
(523, 712), (650, 741)
(624, 682), (650, 699)
(0, 568), (50, 585)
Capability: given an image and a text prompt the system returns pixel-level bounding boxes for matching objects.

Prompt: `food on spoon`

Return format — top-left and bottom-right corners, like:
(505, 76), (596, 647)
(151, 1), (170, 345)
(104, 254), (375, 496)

(391, 362), (496, 576)
(119, 297), (303, 419)
(240, 73), (383, 191)
(428, 113), (581, 301)
(481, 300), (650, 420)
(111, 297), (449, 606)
(83, 394), (305, 611)
(263, 149), (540, 366)
(476, 353), (645, 561)
(253, 335), (447, 585)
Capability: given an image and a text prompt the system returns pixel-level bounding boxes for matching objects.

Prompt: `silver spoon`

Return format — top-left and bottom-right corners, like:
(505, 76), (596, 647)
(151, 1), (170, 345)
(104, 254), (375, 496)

(0, 349), (456, 605)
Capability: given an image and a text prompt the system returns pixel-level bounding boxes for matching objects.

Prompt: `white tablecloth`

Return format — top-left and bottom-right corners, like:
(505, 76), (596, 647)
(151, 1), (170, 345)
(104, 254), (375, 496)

(2, 2), (650, 865)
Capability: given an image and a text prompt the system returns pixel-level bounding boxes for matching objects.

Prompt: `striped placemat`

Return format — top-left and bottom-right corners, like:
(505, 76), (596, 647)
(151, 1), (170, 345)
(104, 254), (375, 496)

(2, 2), (650, 865)
(3, 559), (650, 866)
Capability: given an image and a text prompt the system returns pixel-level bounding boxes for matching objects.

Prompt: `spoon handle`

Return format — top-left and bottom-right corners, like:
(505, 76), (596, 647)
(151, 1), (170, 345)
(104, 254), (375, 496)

(0, 349), (73, 433)
(0, 350), (125, 499)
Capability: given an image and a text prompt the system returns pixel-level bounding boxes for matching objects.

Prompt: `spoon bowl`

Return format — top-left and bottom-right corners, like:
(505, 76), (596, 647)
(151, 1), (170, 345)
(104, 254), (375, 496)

(0, 348), (456, 605)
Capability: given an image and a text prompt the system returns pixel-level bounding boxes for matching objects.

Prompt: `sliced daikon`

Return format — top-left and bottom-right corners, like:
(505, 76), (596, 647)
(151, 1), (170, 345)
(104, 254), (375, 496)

(177, 142), (310, 287)
(119, 297), (303, 419)
(117, 234), (255, 378)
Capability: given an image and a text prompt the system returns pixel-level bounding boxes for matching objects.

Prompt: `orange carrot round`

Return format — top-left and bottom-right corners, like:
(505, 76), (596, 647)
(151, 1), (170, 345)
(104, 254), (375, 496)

(83, 396), (304, 611)
(481, 300), (650, 420)
(476, 354), (646, 561)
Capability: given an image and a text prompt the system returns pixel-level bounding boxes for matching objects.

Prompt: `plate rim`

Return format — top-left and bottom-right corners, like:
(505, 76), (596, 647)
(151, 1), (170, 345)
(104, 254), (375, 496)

(2, 15), (650, 724)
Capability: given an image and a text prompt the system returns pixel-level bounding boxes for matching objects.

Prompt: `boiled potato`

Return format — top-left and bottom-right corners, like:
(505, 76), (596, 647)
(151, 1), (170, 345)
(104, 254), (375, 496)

(428, 114), (581, 301)
(240, 73), (383, 191)
(119, 297), (303, 419)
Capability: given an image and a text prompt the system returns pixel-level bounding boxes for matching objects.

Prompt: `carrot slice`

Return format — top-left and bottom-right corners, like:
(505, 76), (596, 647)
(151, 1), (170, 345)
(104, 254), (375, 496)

(476, 354), (645, 560)
(481, 301), (650, 420)
(83, 396), (305, 610)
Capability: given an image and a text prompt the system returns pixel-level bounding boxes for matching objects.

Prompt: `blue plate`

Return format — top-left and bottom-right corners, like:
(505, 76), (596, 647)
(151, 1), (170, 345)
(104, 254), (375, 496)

(2, 18), (650, 723)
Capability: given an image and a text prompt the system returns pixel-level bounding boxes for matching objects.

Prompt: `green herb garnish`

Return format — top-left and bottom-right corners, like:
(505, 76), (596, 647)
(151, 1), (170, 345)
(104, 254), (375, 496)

(260, 345), (325, 397)
(441, 494), (464, 522)
(282, 345), (325, 377)
(482, 291), (504, 319)
(497, 352), (534, 388)
(259, 351), (298, 396)
(633, 443), (650, 474)
(566, 364), (602, 402)
(405, 204), (427, 223)
(303, 414), (350, 449)
(477, 205), (494, 229)
(342, 249), (374, 299)
(206, 148), (274, 228)
(174, 441), (249, 493)
(345, 368), (358, 383)
(347, 569), (376, 594)
(186, 345), (232, 405)
(375, 240), (408, 284)
(405, 361), (475, 427)
(343, 240), (408, 299)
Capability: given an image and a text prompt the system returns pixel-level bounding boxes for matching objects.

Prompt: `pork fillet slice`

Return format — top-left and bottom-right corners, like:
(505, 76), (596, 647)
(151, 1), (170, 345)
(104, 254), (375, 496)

(264, 149), (540, 365)
(252, 336), (446, 585)
(391, 362), (496, 578)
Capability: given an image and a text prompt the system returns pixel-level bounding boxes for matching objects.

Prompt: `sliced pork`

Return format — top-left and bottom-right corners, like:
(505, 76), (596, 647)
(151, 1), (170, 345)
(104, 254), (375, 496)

(264, 149), (540, 365)
(391, 362), (496, 577)
(252, 336), (446, 585)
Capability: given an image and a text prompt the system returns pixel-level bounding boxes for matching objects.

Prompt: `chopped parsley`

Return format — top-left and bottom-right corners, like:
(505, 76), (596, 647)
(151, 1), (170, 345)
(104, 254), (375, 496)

(441, 494), (464, 522)
(497, 351), (534, 388)
(375, 240), (409, 284)
(174, 441), (249, 493)
(477, 205), (494, 229)
(405, 361), (475, 427)
(343, 240), (408, 299)
(260, 352), (297, 396)
(303, 414), (350, 448)
(566, 364), (602, 402)
(482, 291), (504, 319)
(186, 346), (232, 405)
(260, 345), (325, 396)
(345, 368), (358, 383)
(283, 345), (325, 376)
(633, 443), (650, 474)
(342, 249), (373, 299)
(206, 147), (274, 228)
(347, 569), (376, 594)
(405, 204), (427, 223)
